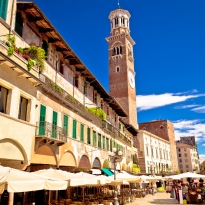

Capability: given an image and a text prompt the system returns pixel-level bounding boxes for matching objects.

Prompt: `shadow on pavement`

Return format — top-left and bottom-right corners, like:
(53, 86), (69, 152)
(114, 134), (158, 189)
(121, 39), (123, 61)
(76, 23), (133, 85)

(149, 198), (179, 204)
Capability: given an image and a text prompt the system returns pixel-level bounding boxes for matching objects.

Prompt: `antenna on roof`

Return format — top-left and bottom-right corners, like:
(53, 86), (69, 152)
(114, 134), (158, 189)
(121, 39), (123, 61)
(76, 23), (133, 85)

(118, 0), (120, 9)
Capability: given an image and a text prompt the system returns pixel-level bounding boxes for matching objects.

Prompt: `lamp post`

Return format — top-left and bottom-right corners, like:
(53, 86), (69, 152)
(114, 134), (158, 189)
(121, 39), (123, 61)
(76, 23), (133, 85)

(55, 55), (70, 84)
(108, 147), (123, 205)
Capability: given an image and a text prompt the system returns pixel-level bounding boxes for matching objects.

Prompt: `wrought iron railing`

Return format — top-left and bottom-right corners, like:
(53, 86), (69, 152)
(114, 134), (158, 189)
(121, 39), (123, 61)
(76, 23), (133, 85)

(102, 120), (131, 145)
(36, 121), (67, 142)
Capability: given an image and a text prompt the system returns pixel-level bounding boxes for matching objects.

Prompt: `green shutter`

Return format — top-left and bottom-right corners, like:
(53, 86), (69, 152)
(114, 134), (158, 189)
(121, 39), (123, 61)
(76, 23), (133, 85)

(39, 105), (46, 136)
(106, 138), (109, 151)
(63, 115), (68, 136)
(87, 128), (91, 144)
(0, 0), (8, 20)
(80, 124), (84, 142)
(98, 134), (101, 148)
(102, 136), (105, 149)
(93, 131), (96, 146)
(72, 120), (77, 139)
(52, 111), (58, 138)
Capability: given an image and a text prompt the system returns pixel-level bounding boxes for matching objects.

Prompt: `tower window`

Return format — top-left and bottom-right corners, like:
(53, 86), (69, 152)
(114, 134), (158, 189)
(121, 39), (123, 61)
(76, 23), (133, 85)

(113, 46), (122, 56)
(121, 17), (125, 26)
(116, 67), (120, 72)
(115, 18), (118, 27)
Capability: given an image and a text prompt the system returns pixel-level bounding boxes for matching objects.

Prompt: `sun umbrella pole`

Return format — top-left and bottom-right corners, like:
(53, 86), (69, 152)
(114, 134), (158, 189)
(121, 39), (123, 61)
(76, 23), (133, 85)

(81, 186), (85, 205)
(8, 192), (14, 205)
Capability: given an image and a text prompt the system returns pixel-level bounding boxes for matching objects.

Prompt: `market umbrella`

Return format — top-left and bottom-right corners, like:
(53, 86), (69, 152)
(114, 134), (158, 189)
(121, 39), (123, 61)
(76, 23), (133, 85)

(0, 166), (68, 194)
(34, 169), (99, 186)
(166, 172), (205, 180)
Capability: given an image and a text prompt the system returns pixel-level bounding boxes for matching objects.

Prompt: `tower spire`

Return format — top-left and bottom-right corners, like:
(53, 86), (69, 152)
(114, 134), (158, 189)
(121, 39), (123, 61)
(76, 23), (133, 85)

(118, 0), (120, 9)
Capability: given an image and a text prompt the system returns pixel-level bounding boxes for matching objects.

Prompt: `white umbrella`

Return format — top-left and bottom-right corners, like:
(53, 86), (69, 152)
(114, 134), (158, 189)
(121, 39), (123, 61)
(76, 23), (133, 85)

(0, 166), (68, 193)
(108, 172), (141, 183)
(167, 172), (205, 180)
(34, 169), (99, 187)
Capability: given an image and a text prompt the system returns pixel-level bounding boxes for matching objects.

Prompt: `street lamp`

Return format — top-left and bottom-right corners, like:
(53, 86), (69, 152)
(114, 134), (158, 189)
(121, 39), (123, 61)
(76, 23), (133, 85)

(55, 54), (70, 84)
(108, 147), (123, 205)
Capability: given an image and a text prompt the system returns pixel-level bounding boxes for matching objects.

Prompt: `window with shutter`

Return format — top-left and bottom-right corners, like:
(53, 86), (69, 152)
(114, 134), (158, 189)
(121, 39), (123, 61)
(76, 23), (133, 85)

(39, 105), (46, 136)
(87, 127), (91, 144)
(18, 96), (28, 121)
(63, 115), (68, 135)
(0, 0), (8, 21)
(0, 85), (8, 114)
(98, 134), (101, 148)
(52, 111), (58, 138)
(80, 124), (84, 142)
(93, 131), (96, 146)
(72, 120), (77, 139)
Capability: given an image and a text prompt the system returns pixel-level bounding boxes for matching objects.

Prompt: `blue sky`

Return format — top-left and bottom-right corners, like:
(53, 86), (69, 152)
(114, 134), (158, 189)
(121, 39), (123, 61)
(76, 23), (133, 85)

(31, 0), (205, 162)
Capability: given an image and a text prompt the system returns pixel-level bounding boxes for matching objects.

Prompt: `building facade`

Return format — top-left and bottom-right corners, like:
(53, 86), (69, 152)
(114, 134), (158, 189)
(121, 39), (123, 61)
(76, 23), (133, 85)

(0, 1), (138, 172)
(136, 130), (171, 174)
(176, 136), (200, 173)
(138, 120), (178, 172)
(200, 161), (205, 174)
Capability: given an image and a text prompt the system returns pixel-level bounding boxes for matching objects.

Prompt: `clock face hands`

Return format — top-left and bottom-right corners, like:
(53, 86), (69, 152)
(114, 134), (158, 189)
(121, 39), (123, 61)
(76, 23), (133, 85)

(128, 71), (135, 89)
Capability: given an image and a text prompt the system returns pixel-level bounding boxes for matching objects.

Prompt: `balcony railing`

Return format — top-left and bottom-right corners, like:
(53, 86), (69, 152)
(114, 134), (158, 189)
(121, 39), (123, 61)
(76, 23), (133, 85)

(36, 121), (67, 142)
(102, 120), (131, 145)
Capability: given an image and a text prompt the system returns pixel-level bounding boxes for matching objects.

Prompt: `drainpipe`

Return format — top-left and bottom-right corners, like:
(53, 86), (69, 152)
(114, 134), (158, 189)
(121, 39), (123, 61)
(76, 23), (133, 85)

(9, 0), (16, 33)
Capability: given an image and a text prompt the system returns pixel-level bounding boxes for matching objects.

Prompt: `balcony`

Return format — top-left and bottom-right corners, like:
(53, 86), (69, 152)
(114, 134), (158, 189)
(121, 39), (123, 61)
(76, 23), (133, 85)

(35, 121), (67, 146)
(102, 120), (132, 146)
(0, 39), (42, 85)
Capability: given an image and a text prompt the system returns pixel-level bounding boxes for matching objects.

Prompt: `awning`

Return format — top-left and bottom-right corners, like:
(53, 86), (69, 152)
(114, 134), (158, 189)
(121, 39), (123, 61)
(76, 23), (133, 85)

(90, 169), (101, 175)
(102, 168), (114, 176)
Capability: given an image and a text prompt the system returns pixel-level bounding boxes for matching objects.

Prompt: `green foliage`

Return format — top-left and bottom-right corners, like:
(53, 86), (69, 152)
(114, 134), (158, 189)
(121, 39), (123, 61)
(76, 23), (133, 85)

(27, 59), (36, 71)
(23, 46), (46, 72)
(132, 164), (140, 173)
(50, 81), (63, 93)
(4, 35), (46, 73)
(66, 94), (76, 103)
(5, 35), (16, 57)
(6, 35), (16, 45)
(86, 107), (106, 120)
(18, 47), (23, 53)
(7, 46), (14, 57)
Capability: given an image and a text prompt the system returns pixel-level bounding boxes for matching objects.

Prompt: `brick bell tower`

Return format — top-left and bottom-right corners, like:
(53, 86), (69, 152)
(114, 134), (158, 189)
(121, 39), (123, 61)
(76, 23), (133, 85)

(106, 5), (138, 129)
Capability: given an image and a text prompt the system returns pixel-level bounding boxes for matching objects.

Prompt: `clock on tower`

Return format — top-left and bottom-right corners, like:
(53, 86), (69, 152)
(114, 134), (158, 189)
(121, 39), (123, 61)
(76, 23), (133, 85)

(106, 6), (138, 129)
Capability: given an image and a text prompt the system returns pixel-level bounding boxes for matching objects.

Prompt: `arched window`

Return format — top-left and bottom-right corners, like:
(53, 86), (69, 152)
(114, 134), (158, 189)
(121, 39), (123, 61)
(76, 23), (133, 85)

(121, 17), (125, 26)
(42, 40), (48, 56)
(120, 46), (122, 54)
(113, 47), (116, 56)
(116, 67), (120, 72)
(115, 18), (118, 27)
(15, 12), (24, 37)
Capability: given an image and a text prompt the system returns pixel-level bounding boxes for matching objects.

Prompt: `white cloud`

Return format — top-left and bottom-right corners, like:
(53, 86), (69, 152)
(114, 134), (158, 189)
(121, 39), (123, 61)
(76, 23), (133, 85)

(192, 106), (205, 113)
(175, 104), (199, 109)
(173, 119), (205, 142)
(137, 92), (205, 111)
(202, 144), (205, 146)
(199, 154), (205, 163)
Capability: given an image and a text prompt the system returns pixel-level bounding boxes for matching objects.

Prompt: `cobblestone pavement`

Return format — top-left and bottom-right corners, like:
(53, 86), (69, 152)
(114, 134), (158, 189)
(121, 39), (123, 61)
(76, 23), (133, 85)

(128, 192), (180, 205)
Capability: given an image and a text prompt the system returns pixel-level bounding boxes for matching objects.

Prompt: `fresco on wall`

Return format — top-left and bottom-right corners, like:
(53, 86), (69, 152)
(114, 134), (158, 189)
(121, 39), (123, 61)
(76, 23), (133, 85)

(23, 24), (40, 46)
